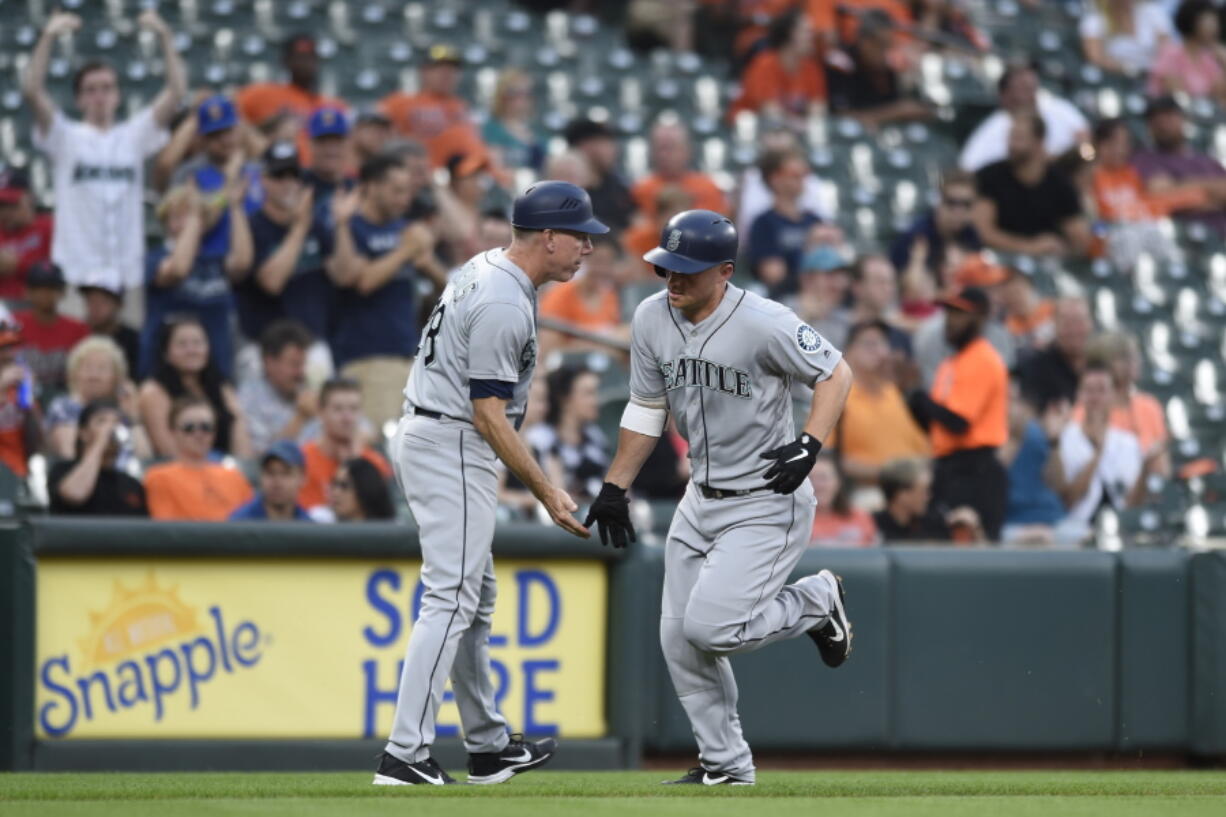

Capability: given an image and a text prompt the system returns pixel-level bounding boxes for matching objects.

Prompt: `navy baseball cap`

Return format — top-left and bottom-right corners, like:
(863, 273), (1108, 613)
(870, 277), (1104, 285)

(26, 260), (66, 289)
(308, 106), (350, 140)
(262, 141), (302, 176)
(645, 209), (738, 275)
(0, 167), (30, 204)
(198, 95), (238, 135)
(261, 440), (305, 470)
(510, 181), (608, 234)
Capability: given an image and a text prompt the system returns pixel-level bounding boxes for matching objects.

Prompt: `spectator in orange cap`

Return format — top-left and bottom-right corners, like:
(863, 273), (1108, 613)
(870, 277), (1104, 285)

(380, 44), (487, 169)
(906, 287), (1009, 539)
(730, 10), (826, 124)
(236, 34), (348, 161)
(911, 252), (1015, 386)
(632, 121), (729, 219)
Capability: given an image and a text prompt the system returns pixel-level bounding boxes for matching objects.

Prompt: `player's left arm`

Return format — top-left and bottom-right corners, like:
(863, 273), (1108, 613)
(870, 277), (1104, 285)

(800, 358), (854, 443)
(758, 318), (853, 493)
(142, 10), (187, 128)
(759, 358), (852, 494)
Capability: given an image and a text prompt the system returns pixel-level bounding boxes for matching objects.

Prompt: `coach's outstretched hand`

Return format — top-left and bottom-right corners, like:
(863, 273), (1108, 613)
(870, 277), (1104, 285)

(760, 434), (820, 495)
(542, 486), (590, 539)
(583, 482), (637, 548)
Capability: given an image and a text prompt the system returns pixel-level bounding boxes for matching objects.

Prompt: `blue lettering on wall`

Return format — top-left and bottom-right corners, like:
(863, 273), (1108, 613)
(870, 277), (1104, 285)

(522, 660), (559, 735)
(361, 658), (403, 739)
(39, 656), (78, 737)
(517, 570), (560, 647)
(363, 569), (402, 647)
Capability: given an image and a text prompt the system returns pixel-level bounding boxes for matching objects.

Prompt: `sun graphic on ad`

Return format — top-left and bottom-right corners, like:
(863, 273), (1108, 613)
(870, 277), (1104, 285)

(77, 572), (199, 668)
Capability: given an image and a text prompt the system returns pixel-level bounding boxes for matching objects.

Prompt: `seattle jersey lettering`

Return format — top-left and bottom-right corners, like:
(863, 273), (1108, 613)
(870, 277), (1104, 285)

(71, 163), (137, 183)
(661, 356), (752, 399)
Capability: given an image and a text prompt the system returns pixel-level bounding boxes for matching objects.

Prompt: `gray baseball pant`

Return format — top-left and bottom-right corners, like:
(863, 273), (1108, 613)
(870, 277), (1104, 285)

(661, 481), (835, 781)
(384, 414), (510, 763)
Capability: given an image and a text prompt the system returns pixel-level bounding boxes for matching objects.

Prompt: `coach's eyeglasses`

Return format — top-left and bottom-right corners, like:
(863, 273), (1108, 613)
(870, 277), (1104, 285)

(177, 422), (215, 435)
(331, 477), (352, 491)
(942, 196), (975, 210)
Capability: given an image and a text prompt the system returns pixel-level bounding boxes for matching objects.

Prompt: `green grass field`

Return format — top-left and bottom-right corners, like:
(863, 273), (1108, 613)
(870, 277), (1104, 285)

(2, 770), (1225, 816)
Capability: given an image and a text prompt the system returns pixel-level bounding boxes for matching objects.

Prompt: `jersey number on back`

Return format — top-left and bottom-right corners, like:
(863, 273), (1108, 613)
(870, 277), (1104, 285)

(420, 302), (447, 367)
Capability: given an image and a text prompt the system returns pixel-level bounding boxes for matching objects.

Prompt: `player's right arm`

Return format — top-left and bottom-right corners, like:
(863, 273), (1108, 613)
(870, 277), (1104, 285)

(467, 301), (589, 539)
(472, 396), (588, 538)
(22, 11), (80, 134)
(585, 304), (669, 547)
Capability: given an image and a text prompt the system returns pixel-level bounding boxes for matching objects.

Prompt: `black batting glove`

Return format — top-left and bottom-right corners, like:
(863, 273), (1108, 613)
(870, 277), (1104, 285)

(759, 434), (821, 495)
(583, 482), (637, 549)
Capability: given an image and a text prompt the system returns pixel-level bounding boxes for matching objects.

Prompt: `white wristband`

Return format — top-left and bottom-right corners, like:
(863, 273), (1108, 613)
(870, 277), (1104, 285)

(620, 402), (667, 437)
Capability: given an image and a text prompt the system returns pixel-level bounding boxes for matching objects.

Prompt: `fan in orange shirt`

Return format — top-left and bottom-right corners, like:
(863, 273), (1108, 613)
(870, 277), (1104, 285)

(632, 121), (729, 220)
(1092, 117), (1207, 222)
(380, 44), (488, 169)
(144, 397), (253, 521)
(908, 287), (1008, 539)
(235, 34), (347, 163)
(828, 320), (930, 484)
(296, 379), (391, 510)
(730, 10), (828, 121)
(539, 236), (629, 358)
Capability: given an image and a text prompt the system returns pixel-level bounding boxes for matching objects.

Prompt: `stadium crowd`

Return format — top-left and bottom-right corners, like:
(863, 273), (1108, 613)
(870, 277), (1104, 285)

(1, 0), (1219, 547)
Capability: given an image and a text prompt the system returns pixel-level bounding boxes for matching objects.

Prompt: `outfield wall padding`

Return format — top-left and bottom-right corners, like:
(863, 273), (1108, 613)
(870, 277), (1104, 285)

(2, 517), (1223, 770)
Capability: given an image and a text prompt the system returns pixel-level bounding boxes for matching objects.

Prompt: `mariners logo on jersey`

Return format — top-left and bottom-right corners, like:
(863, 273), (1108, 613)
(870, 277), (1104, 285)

(795, 324), (823, 354)
(519, 337), (537, 374)
(661, 356), (752, 399)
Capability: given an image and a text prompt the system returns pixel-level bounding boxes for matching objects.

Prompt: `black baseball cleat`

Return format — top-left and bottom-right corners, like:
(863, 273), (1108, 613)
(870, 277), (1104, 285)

(372, 752), (457, 785)
(808, 569), (853, 668)
(467, 733), (557, 784)
(663, 766), (754, 786)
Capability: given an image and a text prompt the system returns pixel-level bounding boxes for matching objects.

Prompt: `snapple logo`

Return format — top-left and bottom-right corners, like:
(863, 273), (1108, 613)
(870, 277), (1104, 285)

(38, 572), (265, 737)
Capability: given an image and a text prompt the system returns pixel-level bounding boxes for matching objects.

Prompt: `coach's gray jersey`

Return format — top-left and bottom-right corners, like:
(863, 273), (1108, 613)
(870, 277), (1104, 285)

(403, 248), (538, 424)
(630, 284), (842, 491)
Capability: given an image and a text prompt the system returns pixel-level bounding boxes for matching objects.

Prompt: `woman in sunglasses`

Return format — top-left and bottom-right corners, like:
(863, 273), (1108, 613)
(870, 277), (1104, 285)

(323, 457), (395, 523)
(144, 396), (253, 520)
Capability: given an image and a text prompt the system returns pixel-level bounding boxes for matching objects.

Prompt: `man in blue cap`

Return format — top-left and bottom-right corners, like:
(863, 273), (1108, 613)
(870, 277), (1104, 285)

(303, 106), (355, 205)
(170, 95), (251, 260)
(230, 440), (312, 521)
(372, 181), (605, 786)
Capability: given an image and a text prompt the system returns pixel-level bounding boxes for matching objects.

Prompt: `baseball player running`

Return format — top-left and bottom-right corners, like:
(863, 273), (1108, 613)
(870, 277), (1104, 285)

(585, 210), (855, 786)
(373, 182), (605, 786)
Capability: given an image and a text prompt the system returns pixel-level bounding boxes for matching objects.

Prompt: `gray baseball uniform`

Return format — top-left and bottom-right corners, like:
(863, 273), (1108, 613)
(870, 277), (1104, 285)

(384, 248), (540, 764)
(630, 283), (844, 781)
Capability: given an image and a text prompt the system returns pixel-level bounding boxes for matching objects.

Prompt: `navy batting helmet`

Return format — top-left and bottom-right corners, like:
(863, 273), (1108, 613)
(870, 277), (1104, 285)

(511, 181), (609, 234)
(644, 209), (738, 276)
